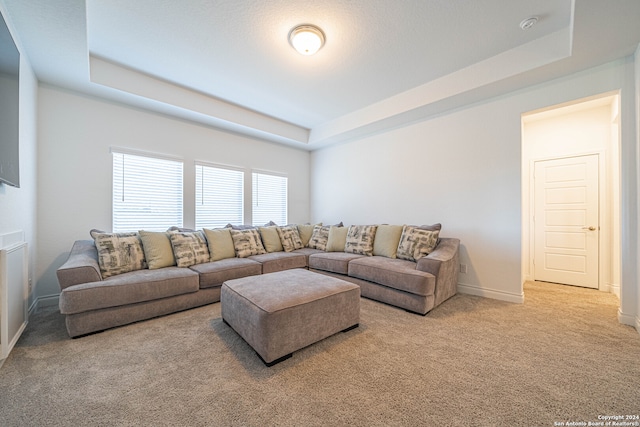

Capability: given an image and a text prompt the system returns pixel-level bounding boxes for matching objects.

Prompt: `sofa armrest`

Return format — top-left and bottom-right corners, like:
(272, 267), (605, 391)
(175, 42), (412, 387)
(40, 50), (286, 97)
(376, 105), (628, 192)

(56, 240), (102, 290)
(416, 238), (460, 307)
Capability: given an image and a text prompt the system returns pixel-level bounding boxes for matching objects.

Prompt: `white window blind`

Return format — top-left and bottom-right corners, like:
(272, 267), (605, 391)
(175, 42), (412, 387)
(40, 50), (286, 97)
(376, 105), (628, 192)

(252, 172), (287, 226)
(112, 151), (183, 232)
(195, 164), (244, 229)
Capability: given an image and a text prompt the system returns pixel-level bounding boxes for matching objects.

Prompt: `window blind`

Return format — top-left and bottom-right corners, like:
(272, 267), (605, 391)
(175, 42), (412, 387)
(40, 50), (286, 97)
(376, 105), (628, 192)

(112, 151), (183, 232)
(252, 172), (287, 226)
(195, 164), (244, 229)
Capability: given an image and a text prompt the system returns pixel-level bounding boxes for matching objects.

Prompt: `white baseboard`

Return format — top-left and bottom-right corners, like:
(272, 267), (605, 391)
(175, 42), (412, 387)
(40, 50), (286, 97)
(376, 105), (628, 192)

(457, 283), (524, 304)
(617, 308), (636, 327)
(610, 283), (620, 298)
(28, 293), (60, 315)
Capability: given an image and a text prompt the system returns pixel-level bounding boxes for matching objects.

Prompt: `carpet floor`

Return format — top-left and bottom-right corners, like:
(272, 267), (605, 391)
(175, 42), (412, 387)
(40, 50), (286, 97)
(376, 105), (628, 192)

(1, 281), (639, 426)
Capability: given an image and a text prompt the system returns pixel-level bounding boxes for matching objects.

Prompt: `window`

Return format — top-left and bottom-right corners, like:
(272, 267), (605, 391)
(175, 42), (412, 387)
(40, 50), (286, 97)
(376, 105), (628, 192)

(195, 163), (244, 229)
(252, 171), (287, 226)
(112, 150), (183, 232)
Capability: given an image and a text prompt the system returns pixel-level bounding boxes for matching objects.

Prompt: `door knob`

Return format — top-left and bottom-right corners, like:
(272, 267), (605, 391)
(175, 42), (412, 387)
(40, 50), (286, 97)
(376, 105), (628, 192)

(582, 226), (596, 231)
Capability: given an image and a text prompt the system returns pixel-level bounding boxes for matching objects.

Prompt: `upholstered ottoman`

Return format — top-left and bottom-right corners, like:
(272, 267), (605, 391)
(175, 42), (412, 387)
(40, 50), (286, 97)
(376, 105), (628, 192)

(221, 268), (360, 366)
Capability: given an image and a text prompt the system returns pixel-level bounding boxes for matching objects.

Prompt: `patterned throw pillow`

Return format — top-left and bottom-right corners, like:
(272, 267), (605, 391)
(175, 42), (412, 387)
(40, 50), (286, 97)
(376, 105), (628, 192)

(396, 226), (440, 262)
(344, 225), (378, 256)
(170, 231), (211, 267)
(277, 225), (304, 252)
(230, 229), (267, 258)
(92, 232), (147, 278)
(307, 225), (331, 251)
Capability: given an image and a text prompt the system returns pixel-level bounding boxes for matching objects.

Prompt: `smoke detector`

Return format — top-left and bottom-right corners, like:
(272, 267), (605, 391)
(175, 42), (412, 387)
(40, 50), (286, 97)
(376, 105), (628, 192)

(520, 16), (539, 30)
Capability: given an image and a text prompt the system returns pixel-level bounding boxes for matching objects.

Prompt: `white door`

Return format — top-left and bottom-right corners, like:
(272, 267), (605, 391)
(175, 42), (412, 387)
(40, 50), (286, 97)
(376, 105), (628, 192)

(534, 155), (599, 288)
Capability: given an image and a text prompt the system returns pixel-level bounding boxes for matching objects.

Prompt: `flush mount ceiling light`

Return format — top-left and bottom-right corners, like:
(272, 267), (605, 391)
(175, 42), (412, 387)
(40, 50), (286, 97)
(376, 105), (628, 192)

(520, 16), (539, 30)
(288, 24), (325, 55)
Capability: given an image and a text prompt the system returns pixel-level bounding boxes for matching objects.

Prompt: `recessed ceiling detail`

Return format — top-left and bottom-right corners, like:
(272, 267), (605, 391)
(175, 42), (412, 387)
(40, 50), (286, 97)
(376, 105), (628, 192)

(4, 0), (640, 150)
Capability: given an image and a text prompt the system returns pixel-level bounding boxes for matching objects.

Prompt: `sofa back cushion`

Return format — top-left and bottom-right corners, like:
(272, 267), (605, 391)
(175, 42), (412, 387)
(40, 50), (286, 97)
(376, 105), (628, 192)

(203, 228), (237, 261)
(93, 232), (147, 278)
(170, 231), (211, 267)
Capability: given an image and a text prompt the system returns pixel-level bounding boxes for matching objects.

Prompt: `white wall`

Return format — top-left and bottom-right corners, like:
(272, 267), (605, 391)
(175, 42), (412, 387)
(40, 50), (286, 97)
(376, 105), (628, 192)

(0, 4), (38, 308)
(311, 58), (639, 323)
(36, 86), (310, 302)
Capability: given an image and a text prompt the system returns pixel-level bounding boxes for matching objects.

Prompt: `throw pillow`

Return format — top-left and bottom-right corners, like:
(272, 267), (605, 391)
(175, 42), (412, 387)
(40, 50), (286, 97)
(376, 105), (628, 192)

(344, 225), (378, 256)
(230, 229), (267, 258)
(138, 230), (176, 269)
(258, 226), (284, 253)
(326, 226), (349, 252)
(307, 225), (331, 251)
(277, 225), (304, 252)
(396, 226), (440, 262)
(170, 231), (211, 267)
(297, 223), (321, 247)
(372, 224), (404, 258)
(92, 231), (147, 278)
(203, 228), (237, 261)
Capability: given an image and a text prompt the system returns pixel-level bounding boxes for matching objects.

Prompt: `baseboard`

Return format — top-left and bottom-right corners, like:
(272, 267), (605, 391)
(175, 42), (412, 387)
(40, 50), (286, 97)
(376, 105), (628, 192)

(457, 283), (524, 304)
(28, 293), (60, 315)
(610, 283), (620, 298)
(617, 308), (636, 328)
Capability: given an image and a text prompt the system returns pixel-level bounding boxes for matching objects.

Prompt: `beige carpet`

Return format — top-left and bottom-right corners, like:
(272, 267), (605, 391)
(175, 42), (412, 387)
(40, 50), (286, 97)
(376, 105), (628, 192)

(1, 281), (639, 426)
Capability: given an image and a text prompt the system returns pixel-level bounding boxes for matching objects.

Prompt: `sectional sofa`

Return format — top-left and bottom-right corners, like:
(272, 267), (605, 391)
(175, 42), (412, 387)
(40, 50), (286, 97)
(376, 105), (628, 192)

(56, 223), (460, 337)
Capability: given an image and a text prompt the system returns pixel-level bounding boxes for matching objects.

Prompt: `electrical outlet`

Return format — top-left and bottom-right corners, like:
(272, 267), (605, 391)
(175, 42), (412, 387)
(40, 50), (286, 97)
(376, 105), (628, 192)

(28, 277), (33, 293)
(459, 264), (468, 274)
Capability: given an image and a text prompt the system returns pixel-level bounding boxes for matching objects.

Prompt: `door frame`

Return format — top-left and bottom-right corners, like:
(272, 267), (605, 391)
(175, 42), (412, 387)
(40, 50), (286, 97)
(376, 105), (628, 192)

(530, 152), (606, 289)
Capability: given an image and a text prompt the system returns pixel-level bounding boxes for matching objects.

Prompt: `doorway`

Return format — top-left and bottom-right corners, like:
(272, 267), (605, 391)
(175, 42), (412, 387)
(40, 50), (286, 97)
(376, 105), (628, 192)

(522, 92), (621, 294)
(533, 155), (599, 288)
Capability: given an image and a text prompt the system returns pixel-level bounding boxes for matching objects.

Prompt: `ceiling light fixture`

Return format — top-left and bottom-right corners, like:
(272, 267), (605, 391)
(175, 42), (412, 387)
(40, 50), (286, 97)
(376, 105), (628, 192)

(288, 24), (325, 55)
(519, 16), (539, 30)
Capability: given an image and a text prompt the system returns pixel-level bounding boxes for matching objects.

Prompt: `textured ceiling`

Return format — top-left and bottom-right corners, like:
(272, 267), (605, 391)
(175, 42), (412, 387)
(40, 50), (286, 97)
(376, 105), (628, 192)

(1, 0), (640, 149)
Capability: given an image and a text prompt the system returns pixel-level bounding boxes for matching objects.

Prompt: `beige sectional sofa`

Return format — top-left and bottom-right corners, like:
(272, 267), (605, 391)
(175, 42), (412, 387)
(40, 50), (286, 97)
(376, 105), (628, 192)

(56, 223), (460, 337)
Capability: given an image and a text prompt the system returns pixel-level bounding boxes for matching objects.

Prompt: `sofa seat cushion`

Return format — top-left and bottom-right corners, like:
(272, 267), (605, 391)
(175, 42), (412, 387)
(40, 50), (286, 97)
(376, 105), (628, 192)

(248, 252), (307, 274)
(292, 247), (324, 264)
(308, 252), (366, 275)
(348, 256), (436, 296)
(189, 258), (262, 289)
(59, 267), (199, 315)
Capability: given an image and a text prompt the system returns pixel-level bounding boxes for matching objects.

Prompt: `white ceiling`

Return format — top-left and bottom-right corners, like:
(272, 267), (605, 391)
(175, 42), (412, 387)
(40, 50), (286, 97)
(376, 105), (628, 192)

(2, 0), (640, 149)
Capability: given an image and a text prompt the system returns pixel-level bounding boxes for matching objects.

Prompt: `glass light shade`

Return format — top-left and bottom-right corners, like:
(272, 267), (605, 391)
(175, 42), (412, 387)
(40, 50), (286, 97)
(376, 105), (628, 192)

(289, 25), (325, 55)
